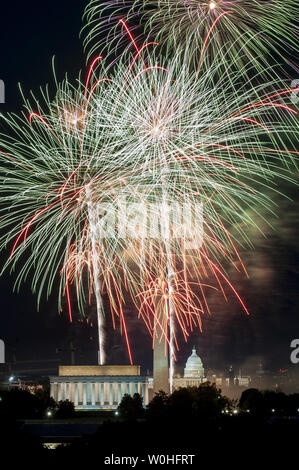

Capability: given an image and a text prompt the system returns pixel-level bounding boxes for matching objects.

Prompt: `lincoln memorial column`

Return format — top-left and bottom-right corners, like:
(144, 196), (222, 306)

(70, 383), (74, 403)
(50, 382), (55, 400)
(62, 382), (67, 401)
(87, 382), (92, 405)
(109, 383), (114, 406)
(57, 382), (62, 402)
(74, 383), (79, 406)
(65, 382), (70, 401)
(83, 383), (87, 406)
(78, 382), (83, 405)
(67, 383), (71, 402)
(95, 382), (99, 405)
(144, 381), (149, 405)
(118, 383), (122, 404)
(100, 383), (104, 407)
(91, 383), (95, 406)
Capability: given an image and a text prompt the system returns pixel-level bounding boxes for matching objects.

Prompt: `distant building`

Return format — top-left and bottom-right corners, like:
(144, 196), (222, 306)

(184, 347), (205, 378)
(173, 347), (207, 389)
(171, 347), (251, 391)
(50, 365), (149, 410)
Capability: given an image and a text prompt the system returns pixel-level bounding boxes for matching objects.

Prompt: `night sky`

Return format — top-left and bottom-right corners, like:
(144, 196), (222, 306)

(0, 1), (298, 378)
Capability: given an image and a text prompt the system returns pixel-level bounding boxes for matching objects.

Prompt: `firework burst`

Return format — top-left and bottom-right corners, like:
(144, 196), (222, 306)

(0, 67), (144, 365)
(82, 0), (298, 74)
(0, 24), (297, 379)
(85, 42), (298, 384)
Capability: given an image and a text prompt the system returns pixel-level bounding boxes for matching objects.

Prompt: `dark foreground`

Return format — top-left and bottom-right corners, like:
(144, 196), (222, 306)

(0, 384), (298, 466)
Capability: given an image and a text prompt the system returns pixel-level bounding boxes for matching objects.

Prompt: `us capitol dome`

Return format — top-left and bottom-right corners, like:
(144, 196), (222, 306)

(172, 346), (206, 390)
(184, 346), (205, 378)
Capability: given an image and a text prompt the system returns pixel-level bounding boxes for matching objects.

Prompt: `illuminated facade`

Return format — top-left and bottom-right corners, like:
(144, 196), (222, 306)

(184, 346), (205, 378)
(50, 365), (149, 410)
(173, 347), (207, 389)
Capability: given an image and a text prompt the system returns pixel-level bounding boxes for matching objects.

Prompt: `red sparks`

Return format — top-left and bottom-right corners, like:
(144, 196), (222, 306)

(232, 116), (270, 132)
(197, 11), (230, 72)
(85, 78), (113, 110)
(262, 87), (299, 102)
(127, 42), (158, 75)
(230, 94), (298, 119)
(119, 19), (140, 54)
(65, 280), (73, 323)
(84, 55), (103, 99)
(10, 202), (57, 259)
(28, 113), (62, 144)
(202, 252), (250, 316)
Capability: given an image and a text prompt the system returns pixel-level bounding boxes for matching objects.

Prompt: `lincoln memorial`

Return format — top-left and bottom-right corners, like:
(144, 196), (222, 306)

(50, 365), (149, 410)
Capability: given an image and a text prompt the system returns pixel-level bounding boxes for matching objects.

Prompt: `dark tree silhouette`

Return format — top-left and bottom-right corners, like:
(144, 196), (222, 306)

(34, 386), (57, 415)
(147, 390), (169, 420)
(263, 390), (287, 415)
(117, 393), (144, 420)
(147, 382), (231, 421)
(0, 388), (44, 419)
(55, 399), (75, 418)
(168, 382), (231, 419)
(286, 393), (299, 415)
(239, 388), (265, 416)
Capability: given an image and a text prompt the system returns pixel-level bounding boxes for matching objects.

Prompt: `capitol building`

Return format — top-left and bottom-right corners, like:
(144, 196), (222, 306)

(172, 347), (250, 390)
(172, 346), (207, 389)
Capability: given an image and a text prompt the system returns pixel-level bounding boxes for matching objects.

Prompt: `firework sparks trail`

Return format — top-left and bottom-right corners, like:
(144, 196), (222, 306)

(84, 25), (298, 373)
(0, 18), (298, 371)
(82, 0), (298, 76)
(86, 183), (105, 364)
(0, 68), (142, 364)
